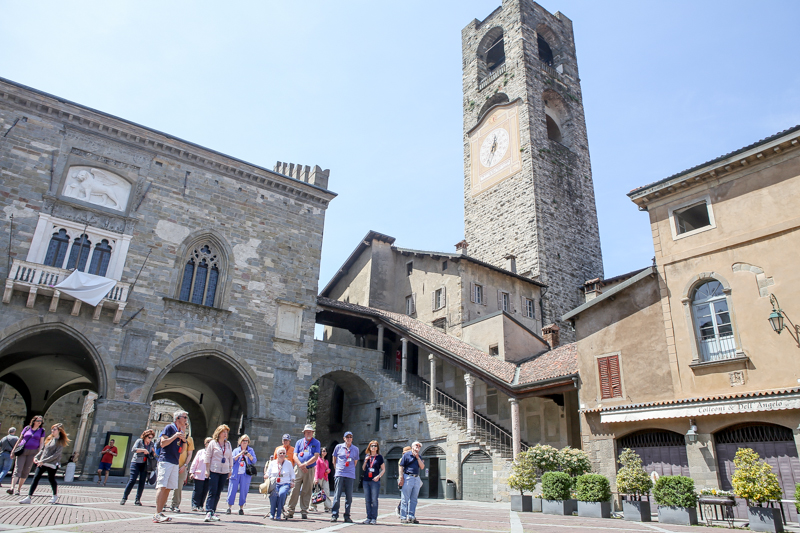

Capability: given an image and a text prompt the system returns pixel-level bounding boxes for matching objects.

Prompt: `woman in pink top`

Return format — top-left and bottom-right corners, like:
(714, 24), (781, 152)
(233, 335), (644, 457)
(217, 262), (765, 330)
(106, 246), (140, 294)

(189, 437), (212, 512)
(311, 447), (332, 512)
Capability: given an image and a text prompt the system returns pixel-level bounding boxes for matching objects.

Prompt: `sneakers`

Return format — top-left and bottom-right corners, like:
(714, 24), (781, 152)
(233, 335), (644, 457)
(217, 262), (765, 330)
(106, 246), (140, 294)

(19, 496), (31, 504)
(330, 516), (338, 522)
(362, 518), (372, 524)
(134, 500), (142, 506)
(239, 509), (244, 515)
(120, 499), (126, 505)
(412, 518), (420, 524)
(400, 518), (409, 524)
(49, 495), (59, 504)
(301, 512), (308, 519)
(171, 507), (180, 513)
(372, 519), (378, 525)
(209, 513), (221, 521)
(344, 517), (354, 523)
(204, 512), (213, 522)
(225, 508), (231, 515)
(152, 513), (172, 523)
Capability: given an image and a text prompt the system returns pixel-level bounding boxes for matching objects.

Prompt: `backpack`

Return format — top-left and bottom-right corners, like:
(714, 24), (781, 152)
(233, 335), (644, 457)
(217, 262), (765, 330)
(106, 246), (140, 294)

(154, 428), (164, 457)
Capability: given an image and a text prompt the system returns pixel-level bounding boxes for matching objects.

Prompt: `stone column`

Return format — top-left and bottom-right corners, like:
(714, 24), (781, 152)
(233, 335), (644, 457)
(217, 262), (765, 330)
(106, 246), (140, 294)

(509, 398), (521, 458)
(465, 373), (475, 434)
(376, 324), (384, 353)
(401, 337), (408, 385)
(428, 354), (437, 404)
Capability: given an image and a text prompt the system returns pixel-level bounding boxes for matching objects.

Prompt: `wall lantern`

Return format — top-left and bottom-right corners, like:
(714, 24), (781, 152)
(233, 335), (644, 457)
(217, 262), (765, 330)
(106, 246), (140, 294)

(685, 419), (699, 444)
(768, 294), (800, 347)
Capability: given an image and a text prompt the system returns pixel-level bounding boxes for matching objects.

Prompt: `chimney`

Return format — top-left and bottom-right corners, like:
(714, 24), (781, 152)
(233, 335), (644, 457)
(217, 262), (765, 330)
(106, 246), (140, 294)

(542, 323), (560, 349)
(504, 254), (517, 274)
(455, 240), (468, 256)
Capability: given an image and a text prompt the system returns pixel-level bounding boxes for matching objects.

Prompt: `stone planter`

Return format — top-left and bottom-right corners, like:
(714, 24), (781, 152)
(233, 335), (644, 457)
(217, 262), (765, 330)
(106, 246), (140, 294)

(542, 499), (577, 515)
(657, 505), (697, 525)
(511, 495), (533, 512)
(578, 501), (611, 518)
(532, 497), (542, 512)
(622, 500), (651, 522)
(748, 506), (784, 533)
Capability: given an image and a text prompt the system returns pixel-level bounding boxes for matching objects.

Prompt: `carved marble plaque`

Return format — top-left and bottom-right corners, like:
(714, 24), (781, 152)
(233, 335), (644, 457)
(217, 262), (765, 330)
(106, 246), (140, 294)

(62, 166), (131, 212)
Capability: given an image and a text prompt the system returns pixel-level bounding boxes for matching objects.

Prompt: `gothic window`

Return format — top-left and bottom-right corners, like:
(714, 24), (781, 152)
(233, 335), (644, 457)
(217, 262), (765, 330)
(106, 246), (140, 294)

(692, 280), (736, 361)
(88, 239), (112, 277)
(66, 234), (91, 271)
(179, 244), (222, 307)
(43, 229), (70, 268)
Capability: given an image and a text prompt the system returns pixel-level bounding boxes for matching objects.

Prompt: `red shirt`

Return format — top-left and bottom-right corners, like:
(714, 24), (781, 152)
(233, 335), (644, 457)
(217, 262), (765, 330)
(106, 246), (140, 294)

(101, 446), (117, 464)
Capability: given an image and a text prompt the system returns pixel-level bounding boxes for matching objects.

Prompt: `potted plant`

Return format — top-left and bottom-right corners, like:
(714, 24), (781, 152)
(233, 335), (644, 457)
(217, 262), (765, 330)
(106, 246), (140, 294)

(575, 474), (612, 518)
(652, 475), (698, 525)
(508, 449), (536, 512)
(531, 492), (542, 512)
(615, 448), (653, 522)
(542, 471), (576, 515)
(698, 487), (735, 505)
(732, 448), (784, 533)
(527, 444), (559, 512)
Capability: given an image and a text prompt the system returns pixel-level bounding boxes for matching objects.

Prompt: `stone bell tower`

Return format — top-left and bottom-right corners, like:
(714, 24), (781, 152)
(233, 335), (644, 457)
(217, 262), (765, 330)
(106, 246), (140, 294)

(461, 0), (603, 339)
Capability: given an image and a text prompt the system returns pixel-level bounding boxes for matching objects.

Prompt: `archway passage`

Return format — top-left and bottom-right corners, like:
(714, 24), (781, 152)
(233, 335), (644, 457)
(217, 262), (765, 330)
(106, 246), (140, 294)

(0, 327), (102, 420)
(421, 445), (447, 499)
(150, 354), (254, 443)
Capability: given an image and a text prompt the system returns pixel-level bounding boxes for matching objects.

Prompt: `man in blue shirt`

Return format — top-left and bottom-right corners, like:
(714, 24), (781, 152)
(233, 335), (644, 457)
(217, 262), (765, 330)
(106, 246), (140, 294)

(398, 441), (424, 524)
(154, 410), (189, 523)
(284, 424), (320, 520)
(330, 431), (359, 523)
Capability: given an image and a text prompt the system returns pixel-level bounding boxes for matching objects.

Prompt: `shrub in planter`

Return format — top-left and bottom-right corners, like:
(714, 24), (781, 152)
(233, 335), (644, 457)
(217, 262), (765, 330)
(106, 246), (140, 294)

(508, 449), (536, 512)
(542, 471), (575, 515)
(653, 476), (698, 525)
(527, 444), (560, 477)
(616, 448), (653, 522)
(732, 448), (783, 532)
(558, 447), (591, 478)
(575, 474), (611, 518)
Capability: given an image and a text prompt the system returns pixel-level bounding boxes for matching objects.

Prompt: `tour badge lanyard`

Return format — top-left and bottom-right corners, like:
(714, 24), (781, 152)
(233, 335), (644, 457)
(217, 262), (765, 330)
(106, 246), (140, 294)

(367, 455), (377, 479)
(344, 445), (351, 468)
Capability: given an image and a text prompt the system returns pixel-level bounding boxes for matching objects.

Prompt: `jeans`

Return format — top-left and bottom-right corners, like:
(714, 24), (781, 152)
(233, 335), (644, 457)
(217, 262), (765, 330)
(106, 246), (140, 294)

(205, 472), (227, 513)
(29, 465), (57, 496)
(330, 476), (354, 519)
(363, 479), (380, 520)
(268, 483), (291, 519)
(192, 478), (209, 510)
(400, 474), (421, 519)
(226, 474), (251, 507)
(123, 462), (148, 501)
(0, 451), (12, 482)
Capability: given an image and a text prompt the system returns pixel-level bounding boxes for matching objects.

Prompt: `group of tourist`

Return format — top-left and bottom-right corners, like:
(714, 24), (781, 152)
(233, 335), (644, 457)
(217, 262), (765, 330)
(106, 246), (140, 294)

(2, 411), (427, 526)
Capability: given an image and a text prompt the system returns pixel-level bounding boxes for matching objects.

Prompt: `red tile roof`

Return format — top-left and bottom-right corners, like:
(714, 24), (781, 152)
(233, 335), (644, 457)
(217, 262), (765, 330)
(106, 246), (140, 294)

(518, 343), (578, 385)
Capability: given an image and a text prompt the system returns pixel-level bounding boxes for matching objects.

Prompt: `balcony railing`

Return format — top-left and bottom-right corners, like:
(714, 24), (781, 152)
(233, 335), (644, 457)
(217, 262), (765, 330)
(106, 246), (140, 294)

(3, 259), (129, 323)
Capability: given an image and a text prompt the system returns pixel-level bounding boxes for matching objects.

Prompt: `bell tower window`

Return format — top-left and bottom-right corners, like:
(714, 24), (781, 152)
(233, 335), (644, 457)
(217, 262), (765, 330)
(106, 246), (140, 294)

(537, 35), (554, 65)
(477, 27), (506, 83)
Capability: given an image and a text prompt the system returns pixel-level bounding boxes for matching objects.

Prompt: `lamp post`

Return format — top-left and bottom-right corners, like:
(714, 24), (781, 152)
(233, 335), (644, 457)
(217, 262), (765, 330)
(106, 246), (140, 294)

(685, 419), (699, 444)
(768, 294), (800, 348)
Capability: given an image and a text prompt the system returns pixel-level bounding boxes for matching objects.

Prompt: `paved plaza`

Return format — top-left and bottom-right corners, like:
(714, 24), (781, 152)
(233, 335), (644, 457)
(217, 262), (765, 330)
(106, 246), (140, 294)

(0, 482), (785, 533)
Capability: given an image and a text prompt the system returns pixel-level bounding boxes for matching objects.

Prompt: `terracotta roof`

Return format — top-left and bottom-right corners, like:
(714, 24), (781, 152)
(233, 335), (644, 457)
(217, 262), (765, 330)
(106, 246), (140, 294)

(316, 297), (577, 391)
(582, 387), (800, 414)
(518, 343), (578, 385)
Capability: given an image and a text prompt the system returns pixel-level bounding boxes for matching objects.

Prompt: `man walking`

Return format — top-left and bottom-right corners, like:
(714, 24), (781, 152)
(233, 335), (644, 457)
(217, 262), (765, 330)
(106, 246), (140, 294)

(96, 439), (118, 485)
(154, 410), (189, 523)
(284, 424), (320, 519)
(167, 430), (194, 513)
(398, 441), (424, 524)
(330, 431), (358, 523)
(0, 428), (18, 487)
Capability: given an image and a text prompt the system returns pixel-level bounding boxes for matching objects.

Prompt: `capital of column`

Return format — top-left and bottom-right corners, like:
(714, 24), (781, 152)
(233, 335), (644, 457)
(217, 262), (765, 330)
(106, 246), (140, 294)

(400, 337), (408, 346)
(508, 398), (519, 405)
(464, 373), (475, 388)
(428, 354), (436, 362)
(376, 324), (384, 331)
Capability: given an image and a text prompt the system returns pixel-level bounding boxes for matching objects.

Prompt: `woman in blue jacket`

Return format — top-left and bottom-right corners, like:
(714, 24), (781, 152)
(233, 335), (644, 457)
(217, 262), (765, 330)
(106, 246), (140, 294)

(225, 434), (256, 515)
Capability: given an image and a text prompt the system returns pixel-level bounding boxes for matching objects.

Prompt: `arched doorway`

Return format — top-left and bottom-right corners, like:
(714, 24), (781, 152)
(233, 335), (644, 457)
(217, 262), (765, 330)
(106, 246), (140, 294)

(715, 423), (800, 522)
(461, 450), (492, 502)
(421, 445), (446, 499)
(616, 429), (689, 477)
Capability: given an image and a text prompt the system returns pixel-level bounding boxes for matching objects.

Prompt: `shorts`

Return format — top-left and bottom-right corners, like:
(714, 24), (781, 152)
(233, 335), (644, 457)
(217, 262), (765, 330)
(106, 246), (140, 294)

(98, 461), (113, 471)
(156, 461), (180, 490)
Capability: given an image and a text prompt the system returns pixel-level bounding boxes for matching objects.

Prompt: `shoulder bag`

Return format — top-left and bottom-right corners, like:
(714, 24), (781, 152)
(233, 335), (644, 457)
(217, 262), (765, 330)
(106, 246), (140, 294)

(244, 451), (257, 477)
(12, 426), (29, 457)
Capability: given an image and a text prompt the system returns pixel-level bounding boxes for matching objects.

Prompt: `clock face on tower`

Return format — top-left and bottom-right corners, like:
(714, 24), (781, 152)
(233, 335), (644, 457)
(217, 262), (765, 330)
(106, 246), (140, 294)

(468, 101), (522, 196)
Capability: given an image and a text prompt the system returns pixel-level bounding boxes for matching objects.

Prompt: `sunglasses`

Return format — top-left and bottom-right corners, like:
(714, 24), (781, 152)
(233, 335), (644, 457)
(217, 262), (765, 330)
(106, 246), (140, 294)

(370, 445), (378, 448)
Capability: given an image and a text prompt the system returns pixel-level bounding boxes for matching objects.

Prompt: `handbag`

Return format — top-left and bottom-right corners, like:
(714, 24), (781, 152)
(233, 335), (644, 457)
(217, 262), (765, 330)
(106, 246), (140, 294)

(259, 477), (276, 495)
(312, 482), (327, 504)
(12, 427), (29, 457)
(146, 453), (158, 473)
(244, 454), (257, 477)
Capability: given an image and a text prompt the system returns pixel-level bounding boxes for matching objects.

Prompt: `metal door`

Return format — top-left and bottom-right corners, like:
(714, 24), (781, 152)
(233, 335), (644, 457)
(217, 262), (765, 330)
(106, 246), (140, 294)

(715, 424), (800, 523)
(385, 447), (404, 496)
(422, 446), (447, 499)
(461, 451), (493, 502)
(617, 430), (690, 477)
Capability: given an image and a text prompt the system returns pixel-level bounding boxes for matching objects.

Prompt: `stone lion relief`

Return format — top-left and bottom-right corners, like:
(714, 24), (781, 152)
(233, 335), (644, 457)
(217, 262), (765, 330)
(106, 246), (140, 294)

(62, 166), (131, 212)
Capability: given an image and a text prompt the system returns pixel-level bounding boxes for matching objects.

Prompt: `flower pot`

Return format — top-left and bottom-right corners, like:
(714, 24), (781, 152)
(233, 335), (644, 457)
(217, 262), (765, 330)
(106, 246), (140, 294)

(748, 506), (784, 533)
(542, 499), (577, 515)
(657, 505), (697, 525)
(578, 501), (611, 518)
(532, 497), (542, 512)
(622, 500), (651, 522)
(511, 495), (533, 512)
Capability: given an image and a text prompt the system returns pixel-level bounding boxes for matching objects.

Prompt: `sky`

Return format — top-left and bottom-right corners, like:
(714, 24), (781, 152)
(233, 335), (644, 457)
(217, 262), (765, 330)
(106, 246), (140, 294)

(2, 0), (798, 289)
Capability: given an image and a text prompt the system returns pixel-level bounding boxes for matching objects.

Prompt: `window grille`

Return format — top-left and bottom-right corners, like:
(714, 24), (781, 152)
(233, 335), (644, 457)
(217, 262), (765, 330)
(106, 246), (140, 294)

(618, 430), (685, 449)
(715, 424), (793, 444)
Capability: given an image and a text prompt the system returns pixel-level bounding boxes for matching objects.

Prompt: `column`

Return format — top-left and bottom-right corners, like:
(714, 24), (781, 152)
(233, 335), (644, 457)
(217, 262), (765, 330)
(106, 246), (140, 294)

(376, 324), (384, 353)
(401, 337), (408, 385)
(428, 354), (437, 404)
(465, 373), (475, 434)
(509, 398), (521, 459)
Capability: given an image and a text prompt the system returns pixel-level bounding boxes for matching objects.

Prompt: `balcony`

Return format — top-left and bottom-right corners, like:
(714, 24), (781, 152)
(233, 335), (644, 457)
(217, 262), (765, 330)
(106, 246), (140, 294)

(3, 259), (130, 323)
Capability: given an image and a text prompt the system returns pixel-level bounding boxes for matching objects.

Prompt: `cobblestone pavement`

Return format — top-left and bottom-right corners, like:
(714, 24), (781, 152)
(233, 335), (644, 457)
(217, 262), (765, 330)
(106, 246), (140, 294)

(0, 483), (784, 533)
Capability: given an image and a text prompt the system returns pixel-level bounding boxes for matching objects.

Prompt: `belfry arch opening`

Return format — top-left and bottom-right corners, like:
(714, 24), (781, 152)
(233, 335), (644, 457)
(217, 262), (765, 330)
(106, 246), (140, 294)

(477, 27), (506, 82)
(537, 35), (554, 65)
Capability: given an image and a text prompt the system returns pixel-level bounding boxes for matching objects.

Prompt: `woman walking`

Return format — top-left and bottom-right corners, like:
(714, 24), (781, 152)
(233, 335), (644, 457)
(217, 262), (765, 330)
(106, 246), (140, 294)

(225, 434), (256, 515)
(311, 447), (332, 512)
(19, 424), (69, 504)
(190, 437), (212, 512)
(361, 440), (385, 525)
(203, 425), (232, 522)
(6, 416), (45, 496)
(264, 448), (295, 521)
(121, 429), (155, 506)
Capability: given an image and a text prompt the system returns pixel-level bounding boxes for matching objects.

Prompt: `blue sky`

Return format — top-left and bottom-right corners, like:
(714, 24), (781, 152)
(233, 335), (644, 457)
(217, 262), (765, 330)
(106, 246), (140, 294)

(2, 0), (798, 288)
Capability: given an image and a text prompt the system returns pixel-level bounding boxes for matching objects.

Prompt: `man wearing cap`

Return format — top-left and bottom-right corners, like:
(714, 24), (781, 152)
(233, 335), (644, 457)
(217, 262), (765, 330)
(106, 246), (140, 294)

(329, 431), (359, 523)
(283, 425), (320, 520)
(273, 434), (295, 465)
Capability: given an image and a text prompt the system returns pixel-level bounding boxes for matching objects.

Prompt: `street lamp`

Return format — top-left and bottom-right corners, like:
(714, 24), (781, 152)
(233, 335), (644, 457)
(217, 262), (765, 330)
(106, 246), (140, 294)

(768, 294), (800, 347)
(685, 420), (698, 444)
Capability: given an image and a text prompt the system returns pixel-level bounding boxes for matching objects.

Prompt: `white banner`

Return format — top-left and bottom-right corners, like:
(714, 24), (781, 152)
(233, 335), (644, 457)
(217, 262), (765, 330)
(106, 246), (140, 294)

(600, 393), (800, 423)
(54, 270), (118, 307)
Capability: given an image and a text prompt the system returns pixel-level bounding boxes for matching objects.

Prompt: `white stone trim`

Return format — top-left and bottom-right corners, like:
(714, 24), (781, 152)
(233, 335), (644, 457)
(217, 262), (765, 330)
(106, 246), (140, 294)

(668, 194), (716, 241)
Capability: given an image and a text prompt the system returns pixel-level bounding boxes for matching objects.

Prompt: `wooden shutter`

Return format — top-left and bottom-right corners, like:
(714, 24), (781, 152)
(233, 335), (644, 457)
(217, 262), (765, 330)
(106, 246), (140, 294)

(497, 290), (502, 310)
(411, 293), (417, 314)
(598, 355), (622, 399)
(431, 290), (436, 311)
(441, 286), (446, 309)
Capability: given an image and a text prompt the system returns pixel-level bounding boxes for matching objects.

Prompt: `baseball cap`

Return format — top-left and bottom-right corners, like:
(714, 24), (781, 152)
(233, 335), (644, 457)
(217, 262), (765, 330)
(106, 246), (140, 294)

(343, 431), (353, 438)
(282, 434), (291, 440)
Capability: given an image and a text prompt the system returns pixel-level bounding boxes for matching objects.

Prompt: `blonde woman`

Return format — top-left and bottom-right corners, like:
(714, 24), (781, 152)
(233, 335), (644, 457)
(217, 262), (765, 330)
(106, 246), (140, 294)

(19, 423), (69, 504)
(203, 425), (232, 522)
(225, 434), (256, 515)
